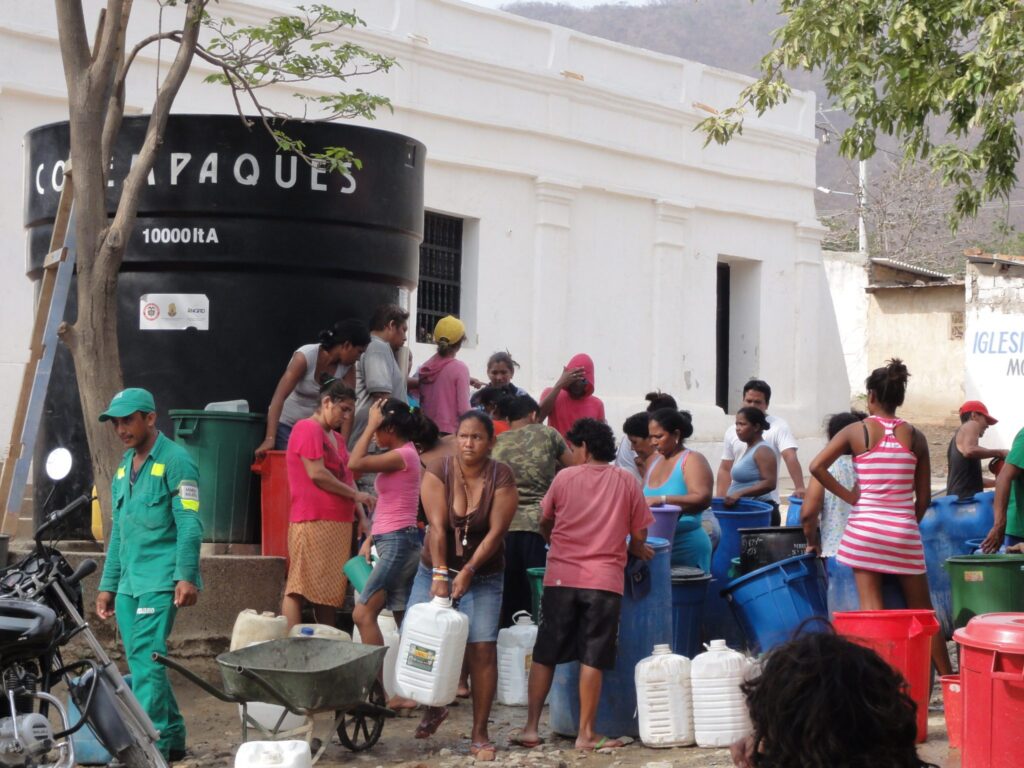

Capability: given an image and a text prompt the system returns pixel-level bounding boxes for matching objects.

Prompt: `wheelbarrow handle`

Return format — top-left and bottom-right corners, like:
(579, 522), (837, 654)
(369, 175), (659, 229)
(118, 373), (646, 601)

(152, 653), (240, 704)
(236, 665), (309, 716)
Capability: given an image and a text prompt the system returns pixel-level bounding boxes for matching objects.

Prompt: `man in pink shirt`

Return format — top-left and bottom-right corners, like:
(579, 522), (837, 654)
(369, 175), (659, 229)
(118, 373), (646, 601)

(515, 418), (653, 751)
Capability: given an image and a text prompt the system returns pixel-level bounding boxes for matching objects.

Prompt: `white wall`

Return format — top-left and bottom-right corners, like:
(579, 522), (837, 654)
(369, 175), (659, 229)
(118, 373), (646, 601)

(964, 260), (1024, 447)
(823, 250), (868, 401)
(0, 0), (848, 466)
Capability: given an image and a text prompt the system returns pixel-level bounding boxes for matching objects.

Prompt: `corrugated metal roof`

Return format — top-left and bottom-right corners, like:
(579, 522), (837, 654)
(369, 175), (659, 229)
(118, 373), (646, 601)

(869, 257), (952, 280)
(964, 248), (1024, 268)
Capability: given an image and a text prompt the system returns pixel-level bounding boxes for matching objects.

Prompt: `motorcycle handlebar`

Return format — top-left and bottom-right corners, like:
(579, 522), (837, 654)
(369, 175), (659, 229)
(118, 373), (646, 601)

(34, 494), (92, 542)
(64, 558), (97, 588)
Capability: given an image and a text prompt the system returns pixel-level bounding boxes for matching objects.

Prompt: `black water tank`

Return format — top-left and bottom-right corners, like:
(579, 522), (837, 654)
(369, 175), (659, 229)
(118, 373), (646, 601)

(24, 116), (425, 531)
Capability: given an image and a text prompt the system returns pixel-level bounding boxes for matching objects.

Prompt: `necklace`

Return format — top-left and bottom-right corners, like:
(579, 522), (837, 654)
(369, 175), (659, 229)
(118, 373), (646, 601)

(456, 459), (484, 548)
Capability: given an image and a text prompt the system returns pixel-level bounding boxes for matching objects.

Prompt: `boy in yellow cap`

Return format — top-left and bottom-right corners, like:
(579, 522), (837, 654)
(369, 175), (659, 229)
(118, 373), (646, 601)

(95, 388), (203, 762)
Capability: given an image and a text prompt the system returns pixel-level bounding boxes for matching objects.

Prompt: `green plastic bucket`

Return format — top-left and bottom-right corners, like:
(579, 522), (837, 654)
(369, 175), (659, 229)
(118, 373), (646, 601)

(527, 567), (546, 624)
(170, 410), (266, 545)
(945, 554), (1024, 629)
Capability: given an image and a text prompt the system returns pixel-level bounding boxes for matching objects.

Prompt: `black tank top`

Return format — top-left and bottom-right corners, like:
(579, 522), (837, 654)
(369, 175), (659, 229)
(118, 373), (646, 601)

(947, 429), (982, 500)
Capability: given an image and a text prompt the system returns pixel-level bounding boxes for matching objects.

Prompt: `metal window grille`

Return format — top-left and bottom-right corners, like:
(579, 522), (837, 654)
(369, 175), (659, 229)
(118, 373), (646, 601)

(416, 212), (463, 343)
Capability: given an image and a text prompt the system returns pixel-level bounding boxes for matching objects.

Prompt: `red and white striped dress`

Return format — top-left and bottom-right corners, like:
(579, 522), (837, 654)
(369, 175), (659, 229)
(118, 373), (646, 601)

(836, 416), (926, 575)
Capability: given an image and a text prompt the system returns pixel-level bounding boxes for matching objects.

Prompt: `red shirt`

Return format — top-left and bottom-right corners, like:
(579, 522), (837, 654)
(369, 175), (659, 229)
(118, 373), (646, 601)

(541, 463), (654, 595)
(286, 418), (356, 523)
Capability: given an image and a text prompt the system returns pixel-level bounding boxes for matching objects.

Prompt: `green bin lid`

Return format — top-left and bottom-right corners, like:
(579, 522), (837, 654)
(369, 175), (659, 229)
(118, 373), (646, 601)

(168, 409), (265, 422)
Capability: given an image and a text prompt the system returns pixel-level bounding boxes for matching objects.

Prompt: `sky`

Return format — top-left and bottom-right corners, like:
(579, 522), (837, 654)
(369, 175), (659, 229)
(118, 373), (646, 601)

(467, 0), (649, 8)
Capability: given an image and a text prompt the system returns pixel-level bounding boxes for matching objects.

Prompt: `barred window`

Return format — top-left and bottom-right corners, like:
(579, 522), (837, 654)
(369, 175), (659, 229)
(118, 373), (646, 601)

(416, 212), (463, 343)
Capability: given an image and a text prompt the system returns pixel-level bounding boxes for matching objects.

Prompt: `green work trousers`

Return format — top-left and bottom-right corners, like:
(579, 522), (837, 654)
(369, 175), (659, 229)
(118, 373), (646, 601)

(115, 591), (184, 758)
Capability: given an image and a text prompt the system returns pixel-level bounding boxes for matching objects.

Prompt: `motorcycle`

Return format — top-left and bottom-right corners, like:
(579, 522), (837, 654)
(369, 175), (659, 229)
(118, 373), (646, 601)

(0, 448), (167, 768)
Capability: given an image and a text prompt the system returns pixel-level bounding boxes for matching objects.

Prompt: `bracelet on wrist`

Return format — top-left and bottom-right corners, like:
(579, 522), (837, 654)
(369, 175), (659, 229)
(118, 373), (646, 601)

(432, 575), (449, 582)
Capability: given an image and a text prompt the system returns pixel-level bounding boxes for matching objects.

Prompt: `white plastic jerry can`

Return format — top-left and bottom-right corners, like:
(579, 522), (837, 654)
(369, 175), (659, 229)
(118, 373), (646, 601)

(691, 639), (753, 748)
(234, 740), (311, 768)
(635, 643), (695, 747)
(288, 624), (351, 641)
(394, 596), (469, 706)
(230, 609), (287, 651)
(352, 613), (402, 698)
(496, 610), (538, 706)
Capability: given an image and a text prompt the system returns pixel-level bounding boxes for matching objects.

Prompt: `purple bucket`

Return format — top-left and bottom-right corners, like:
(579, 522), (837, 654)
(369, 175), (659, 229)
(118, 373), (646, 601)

(649, 505), (680, 544)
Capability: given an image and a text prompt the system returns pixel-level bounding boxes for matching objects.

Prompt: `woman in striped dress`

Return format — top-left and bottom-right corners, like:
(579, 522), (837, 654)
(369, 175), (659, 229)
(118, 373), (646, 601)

(809, 359), (952, 676)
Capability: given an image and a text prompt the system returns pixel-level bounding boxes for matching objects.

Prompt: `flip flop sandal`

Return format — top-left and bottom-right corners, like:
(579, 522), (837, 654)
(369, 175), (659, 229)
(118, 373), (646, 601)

(470, 742), (497, 761)
(578, 736), (625, 752)
(413, 706), (449, 739)
(510, 735), (545, 749)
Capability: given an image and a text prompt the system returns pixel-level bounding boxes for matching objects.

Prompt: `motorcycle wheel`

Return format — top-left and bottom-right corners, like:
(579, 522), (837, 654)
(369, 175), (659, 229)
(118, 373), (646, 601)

(109, 693), (169, 768)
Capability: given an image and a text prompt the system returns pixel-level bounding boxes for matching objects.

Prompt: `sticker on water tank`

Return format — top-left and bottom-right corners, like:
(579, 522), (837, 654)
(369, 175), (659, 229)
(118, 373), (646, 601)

(964, 571), (984, 582)
(406, 644), (437, 672)
(139, 294), (209, 331)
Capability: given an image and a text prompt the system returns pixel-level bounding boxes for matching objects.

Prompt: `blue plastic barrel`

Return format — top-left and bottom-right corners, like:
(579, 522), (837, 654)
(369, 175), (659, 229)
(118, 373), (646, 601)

(549, 537), (672, 737)
(825, 556), (907, 617)
(784, 495), (803, 527)
(670, 566), (712, 659)
(722, 554), (828, 654)
(67, 675), (132, 765)
(706, 499), (773, 649)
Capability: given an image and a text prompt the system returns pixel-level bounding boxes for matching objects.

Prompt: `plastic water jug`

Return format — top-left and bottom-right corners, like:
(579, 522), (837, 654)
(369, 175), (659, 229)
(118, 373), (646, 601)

(230, 610), (287, 651)
(234, 740), (311, 768)
(635, 643), (694, 747)
(353, 614), (401, 698)
(496, 611), (538, 706)
(394, 596), (469, 706)
(288, 624), (351, 641)
(691, 639), (753, 747)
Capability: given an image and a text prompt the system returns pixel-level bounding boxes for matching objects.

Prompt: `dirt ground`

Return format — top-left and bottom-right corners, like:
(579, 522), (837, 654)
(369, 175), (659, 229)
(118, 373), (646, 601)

(171, 675), (960, 768)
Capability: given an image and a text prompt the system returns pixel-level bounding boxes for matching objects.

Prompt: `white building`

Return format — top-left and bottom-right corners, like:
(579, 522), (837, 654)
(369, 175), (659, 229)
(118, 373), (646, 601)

(0, 0), (848, 464)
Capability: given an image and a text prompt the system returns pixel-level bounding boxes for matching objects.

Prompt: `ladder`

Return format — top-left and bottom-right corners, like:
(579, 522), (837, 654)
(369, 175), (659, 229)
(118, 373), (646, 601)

(0, 168), (77, 536)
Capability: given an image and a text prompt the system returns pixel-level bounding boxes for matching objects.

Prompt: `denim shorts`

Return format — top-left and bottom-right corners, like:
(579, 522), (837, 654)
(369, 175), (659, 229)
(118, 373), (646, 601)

(406, 563), (504, 643)
(357, 527), (422, 612)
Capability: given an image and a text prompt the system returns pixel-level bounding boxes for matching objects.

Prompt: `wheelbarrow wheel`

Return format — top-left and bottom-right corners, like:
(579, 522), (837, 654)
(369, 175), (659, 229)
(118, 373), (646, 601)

(337, 679), (386, 752)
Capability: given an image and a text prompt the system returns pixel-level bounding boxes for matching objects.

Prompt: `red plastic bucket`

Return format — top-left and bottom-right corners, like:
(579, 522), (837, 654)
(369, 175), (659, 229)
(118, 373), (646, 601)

(251, 451), (290, 559)
(953, 613), (1024, 767)
(833, 609), (939, 743)
(940, 674), (962, 749)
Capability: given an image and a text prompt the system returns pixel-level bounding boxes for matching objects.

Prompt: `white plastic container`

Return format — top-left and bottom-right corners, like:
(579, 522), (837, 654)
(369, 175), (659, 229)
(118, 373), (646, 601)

(635, 643), (695, 747)
(353, 615), (401, 698)
(288, 624), (351, 641)
(230, 610), (287, 651)
(691, 639), (753, 748)
(496, 610), (538, 706)
(393, 596), (469, 706)
(206, 399), (250, 413)
(234, 740), (311, 768)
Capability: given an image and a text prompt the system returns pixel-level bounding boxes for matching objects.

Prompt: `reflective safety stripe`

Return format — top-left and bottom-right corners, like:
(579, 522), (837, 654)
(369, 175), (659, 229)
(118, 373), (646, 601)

(117, 467), (126, 479)
(151, 463), (165, 477)
(180, 499), (199, 512)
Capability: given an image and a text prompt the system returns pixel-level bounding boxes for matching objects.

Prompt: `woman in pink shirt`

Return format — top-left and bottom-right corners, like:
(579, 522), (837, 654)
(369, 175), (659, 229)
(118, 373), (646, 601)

(348, 399), (433, 648)
(415, 316), (471, 434)
(282, 380), (374, 628)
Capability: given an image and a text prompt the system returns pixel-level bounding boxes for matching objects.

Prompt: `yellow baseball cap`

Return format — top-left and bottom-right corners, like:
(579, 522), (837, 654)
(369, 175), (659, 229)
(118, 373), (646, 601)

(433, 315), (466, 345)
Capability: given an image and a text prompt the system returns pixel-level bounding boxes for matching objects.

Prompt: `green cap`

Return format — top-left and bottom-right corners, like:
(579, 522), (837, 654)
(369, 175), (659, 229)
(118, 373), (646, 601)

(99, 388), (156, 422)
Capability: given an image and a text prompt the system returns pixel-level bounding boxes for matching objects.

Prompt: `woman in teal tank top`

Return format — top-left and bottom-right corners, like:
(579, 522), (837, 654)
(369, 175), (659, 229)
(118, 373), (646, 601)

(644, 409), (714, 572)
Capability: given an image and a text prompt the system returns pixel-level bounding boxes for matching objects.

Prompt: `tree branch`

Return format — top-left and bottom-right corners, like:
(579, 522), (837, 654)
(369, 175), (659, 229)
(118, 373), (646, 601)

(99, 0), (207, 277)
(100, 0), (135, 176)
(89, 0), (126, 101)
(54, 0), (93, 94)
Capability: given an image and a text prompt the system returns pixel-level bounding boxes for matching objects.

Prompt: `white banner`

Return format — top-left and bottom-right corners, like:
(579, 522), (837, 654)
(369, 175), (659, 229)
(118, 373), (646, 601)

(964, 313), (1024, 445)
(139, 293), (209, 331)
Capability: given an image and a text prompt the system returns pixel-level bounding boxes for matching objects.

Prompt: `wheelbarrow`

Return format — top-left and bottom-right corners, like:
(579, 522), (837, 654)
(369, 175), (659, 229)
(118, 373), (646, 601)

(155, 637), (393, 763)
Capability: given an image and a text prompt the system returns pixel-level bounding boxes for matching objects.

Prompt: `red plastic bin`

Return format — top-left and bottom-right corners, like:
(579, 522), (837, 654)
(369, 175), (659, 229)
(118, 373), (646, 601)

(834, 609), (939, 743)
(953, 613), (1024, 768)
(251, 451), (290, 559)
(940, 674), (961, 749)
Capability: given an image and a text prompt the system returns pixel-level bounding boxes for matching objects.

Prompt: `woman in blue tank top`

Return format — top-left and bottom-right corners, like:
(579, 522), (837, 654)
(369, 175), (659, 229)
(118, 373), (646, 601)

(725, 406), (777, 508)
(643, 408), (714, 572)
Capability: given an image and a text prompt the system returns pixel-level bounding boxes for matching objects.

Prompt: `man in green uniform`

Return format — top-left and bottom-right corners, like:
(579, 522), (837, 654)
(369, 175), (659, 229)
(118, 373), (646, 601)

(983, 425), (1024, 553)
(95, 388), (203, 762)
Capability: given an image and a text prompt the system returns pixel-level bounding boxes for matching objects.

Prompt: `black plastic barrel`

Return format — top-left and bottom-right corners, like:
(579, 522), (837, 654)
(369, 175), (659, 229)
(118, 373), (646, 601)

(738, 526), (808, 574)
(24, 116), (425, 533)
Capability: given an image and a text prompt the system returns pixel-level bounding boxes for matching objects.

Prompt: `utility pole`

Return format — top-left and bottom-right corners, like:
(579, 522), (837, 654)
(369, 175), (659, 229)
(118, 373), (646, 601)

(858, 159), (867, 256)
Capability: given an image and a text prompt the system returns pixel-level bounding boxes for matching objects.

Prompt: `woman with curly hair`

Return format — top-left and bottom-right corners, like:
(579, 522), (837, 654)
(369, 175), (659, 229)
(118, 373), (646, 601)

(731, 632), (938, 768)
(809, 358), (952, 676)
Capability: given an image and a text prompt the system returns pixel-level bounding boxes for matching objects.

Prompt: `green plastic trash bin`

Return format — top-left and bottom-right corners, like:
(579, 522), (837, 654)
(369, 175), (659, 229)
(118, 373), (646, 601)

(945, 554), (1024, 629)
(170, 410), (266, 545)
(527, 567), (546, 624)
